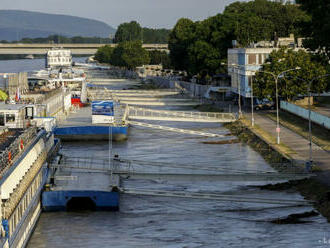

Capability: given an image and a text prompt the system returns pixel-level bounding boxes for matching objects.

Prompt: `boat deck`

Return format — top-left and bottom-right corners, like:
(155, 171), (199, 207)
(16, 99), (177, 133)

(42, 167), (120, 211)
(52, 168), (119, 191)
(58, 107), (93, 127)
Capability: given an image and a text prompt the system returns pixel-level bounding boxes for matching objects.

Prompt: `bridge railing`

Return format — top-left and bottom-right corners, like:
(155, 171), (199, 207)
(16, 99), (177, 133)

(128, 106), (237, 121)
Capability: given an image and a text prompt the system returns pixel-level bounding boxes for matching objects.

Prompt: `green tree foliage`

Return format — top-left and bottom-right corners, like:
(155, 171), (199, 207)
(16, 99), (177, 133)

(187, 40), (221, 76)
(168, 18), (196, 71)
(95, 41), (150, 69)
(148, 50), (171, 68)
(110, 41), (150, 69)
(296, 0), (330, 59)
(114, 21), (170, 44)
(142, 28), (170, 44)
(114, 21), (142, 43)
(94, 45), (114, 63)
(168, 0), (310, 77)
(253, 48), (327, 101)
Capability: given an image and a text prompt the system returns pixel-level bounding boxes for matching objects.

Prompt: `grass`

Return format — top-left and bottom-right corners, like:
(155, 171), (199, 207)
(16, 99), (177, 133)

(265, 111), (330, 151)
(240, 117), (297, 158)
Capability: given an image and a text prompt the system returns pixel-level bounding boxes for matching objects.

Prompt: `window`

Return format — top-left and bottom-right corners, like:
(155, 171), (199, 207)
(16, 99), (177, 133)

(248, 54), (257, 65)
(6, 114), (15, 123)
(0, 113), (4, 126)
(258, 54), (263, 64)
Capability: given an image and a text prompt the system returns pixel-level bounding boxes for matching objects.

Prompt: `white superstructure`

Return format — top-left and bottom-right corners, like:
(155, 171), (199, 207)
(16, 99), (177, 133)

(46, 48), (72, 69)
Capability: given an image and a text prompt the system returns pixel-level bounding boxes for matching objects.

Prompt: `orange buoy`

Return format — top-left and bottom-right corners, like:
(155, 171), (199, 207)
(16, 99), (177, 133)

(8, 151), (11, 163)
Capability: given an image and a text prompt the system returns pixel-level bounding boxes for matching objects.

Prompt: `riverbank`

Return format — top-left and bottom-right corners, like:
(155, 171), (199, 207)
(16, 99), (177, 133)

(225, 120), (330, 222)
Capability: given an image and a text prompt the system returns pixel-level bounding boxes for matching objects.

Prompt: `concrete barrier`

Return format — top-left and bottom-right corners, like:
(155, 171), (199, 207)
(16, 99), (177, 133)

(280, 101), (330, 129)
(148, 76), (210, 99)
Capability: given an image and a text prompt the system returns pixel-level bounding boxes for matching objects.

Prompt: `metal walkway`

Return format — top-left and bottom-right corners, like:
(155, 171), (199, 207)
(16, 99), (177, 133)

(128, 106), (237, 123)
(129, 121), (226, 137)
(120, 188), (311, 206)
(50, 156), (313, 182)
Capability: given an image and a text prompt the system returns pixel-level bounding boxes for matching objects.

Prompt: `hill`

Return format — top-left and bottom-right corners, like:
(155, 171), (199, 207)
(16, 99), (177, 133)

(0, 10), (115, 41)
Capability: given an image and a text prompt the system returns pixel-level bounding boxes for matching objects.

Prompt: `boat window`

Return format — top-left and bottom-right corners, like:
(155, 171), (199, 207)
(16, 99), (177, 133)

(0, 113), (4, 126)
(6, 114), (15, 123)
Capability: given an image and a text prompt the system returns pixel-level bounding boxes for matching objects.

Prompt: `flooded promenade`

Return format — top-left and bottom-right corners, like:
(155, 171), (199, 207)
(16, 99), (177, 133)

(1, 59), (329, 247)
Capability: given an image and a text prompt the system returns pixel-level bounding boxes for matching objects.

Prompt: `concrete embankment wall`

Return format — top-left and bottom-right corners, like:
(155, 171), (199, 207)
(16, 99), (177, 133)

(281, 101), (330, 130)
(148, 76), (210, 99)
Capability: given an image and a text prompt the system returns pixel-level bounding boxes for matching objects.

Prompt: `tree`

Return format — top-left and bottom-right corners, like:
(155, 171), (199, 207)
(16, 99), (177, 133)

(94, 45), (114, 63)
(142, 28), (170, 44)
(168, 18), (196, 71)
(168, 0), (310, 77)
(253, 48), (327, 101)
(187, 40), (221, 76)
(148, 50), (171, 68)
(111, 41), (150, 69)
(114, 21), (142, 43)
(296, 0), (330, 59)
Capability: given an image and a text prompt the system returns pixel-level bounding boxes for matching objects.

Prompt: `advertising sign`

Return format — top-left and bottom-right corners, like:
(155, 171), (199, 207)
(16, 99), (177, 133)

(92, 101), (114, 116)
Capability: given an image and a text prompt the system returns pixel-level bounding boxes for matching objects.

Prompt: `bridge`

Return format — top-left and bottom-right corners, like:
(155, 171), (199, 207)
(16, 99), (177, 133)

(0, 43), (169, 55)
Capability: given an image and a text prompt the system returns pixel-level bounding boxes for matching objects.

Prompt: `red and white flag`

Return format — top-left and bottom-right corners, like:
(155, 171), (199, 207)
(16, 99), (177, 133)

(15, 87), (20, 102)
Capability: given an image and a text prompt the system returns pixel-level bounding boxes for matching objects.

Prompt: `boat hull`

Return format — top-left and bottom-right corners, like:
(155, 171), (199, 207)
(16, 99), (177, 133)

(54, 125), (128, 141)
(42, 190), (119, 211)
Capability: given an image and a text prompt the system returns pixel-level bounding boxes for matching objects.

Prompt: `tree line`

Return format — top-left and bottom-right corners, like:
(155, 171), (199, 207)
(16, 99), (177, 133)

(94, 41), (171, 69)
(94, 0), (330, 100)
(168, 0), (310, 77)
(114, 21), (170, 44)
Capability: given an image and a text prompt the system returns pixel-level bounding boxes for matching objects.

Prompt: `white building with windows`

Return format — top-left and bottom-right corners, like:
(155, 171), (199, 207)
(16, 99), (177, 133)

(227, 47), (275, 99)
(227, 34), (303, 102)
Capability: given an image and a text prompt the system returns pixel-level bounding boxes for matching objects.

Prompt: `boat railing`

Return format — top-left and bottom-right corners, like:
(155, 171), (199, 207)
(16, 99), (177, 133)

(0, 127), (38, 178)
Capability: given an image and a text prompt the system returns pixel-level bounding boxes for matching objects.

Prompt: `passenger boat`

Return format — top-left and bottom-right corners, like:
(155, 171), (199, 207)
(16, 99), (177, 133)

(0, 124), (58, 248)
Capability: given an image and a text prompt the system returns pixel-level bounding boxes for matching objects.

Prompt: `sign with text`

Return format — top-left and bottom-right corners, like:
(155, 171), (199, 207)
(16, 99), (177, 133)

(92, 101), (114, 116)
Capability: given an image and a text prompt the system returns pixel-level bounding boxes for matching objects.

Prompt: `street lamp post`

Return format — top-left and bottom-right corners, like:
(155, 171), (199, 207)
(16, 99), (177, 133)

(258, 67), (300, 144)
(294, 74), (330, 169)
(222, 62), (242, 118)
(251, 76), (254, 126)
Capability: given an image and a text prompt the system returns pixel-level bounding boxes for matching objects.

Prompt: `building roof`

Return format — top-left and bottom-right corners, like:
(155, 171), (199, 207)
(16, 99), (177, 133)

(0, 103), (27, 111)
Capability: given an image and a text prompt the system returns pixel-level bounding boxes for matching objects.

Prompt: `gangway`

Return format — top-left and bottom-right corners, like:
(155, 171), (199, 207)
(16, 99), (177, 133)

(129, 121), (226, 137)
(120, 188), (312, 206)
(50, 156), (314, 182)
(128, 106), (237, 123)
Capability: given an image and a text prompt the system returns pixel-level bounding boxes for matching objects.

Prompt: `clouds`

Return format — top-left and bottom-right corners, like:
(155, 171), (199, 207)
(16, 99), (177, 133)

(0, 0), (243, 28)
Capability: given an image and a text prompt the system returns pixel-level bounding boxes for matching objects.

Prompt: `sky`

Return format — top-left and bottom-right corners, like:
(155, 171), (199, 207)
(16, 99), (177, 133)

(0, 0), (248, 28)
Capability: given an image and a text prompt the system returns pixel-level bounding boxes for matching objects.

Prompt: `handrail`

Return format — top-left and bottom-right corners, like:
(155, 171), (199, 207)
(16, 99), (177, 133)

(0, 127), (38, 177)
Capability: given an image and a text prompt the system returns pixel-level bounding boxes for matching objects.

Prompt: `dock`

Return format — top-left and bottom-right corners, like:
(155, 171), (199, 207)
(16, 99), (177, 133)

(42, 162), (120, 211)
(54, 105), (128, 141)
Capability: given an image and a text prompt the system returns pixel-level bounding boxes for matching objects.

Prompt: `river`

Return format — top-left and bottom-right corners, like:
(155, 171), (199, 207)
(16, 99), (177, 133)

(2, 58), (330, 248)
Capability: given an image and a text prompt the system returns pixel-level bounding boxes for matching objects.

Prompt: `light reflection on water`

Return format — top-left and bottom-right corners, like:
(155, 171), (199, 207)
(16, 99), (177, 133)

(29, 116), (329, 248)
(1, 60), (327, 247)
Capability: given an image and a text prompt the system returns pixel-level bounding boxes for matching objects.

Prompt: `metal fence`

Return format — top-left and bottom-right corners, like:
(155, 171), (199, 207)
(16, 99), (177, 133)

(0, 127), (38, 178)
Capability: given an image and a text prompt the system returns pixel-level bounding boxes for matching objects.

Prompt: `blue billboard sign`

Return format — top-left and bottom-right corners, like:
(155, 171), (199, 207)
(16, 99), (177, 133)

(92, 101), (114, 116)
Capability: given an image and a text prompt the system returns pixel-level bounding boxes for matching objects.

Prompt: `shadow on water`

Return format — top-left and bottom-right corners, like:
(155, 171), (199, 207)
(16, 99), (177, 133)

(66, 197), (96, 211)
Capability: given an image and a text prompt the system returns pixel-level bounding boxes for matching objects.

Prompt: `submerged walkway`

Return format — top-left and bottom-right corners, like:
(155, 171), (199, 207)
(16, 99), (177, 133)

(243, 112), (330, 185)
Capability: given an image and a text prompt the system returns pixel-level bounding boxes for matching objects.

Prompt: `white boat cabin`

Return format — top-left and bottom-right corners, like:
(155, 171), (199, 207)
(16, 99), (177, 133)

(0, 104), (35, 128)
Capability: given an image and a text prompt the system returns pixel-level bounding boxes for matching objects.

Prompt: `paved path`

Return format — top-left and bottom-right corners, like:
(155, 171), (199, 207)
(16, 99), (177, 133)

(244, 112), (330, 171)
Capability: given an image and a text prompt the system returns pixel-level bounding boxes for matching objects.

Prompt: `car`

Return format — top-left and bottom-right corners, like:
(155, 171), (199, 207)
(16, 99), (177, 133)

(254, 98), (275, 110)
